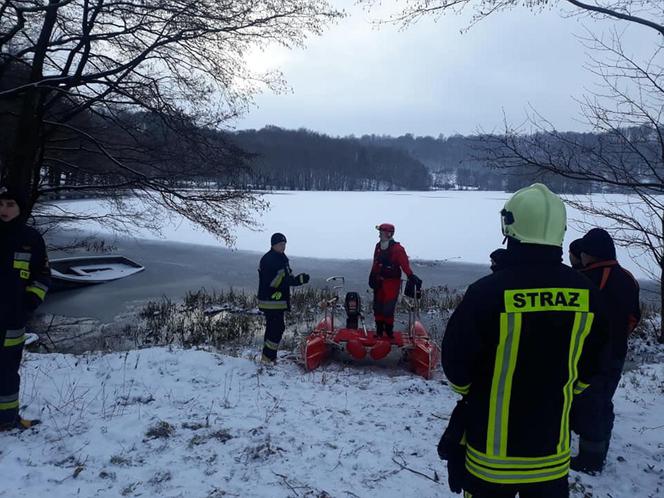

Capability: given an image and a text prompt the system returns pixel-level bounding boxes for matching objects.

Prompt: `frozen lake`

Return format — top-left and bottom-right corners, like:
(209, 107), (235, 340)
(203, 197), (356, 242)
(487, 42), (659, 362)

(53, 190), (658, 279)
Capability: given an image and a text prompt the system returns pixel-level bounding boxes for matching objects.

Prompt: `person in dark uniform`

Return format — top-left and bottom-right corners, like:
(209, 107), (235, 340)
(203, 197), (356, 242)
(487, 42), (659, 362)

(570, 228), (641, 473)
(368, 223), (419, 339)
(568, 238), (584, 270)
(489, 248), (509, 273)
(257, 233), (309, 364)
(0, 185), (51, 431)
(439, 184), (609, 498)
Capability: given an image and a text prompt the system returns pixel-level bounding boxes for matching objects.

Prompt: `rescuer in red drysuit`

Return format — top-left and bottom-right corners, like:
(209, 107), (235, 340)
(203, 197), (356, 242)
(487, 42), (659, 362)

(368, 223), (417, 339)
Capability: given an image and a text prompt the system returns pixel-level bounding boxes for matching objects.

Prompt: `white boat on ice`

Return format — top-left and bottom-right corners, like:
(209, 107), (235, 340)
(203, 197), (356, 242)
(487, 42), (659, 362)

(50, 255), (145, 290)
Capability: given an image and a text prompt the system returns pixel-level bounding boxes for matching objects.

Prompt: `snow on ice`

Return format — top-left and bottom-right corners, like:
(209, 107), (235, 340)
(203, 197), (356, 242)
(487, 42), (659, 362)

(51, 191), (658, 279)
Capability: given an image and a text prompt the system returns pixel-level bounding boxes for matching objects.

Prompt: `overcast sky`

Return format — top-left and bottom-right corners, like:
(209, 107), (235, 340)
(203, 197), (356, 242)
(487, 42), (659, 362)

(234, 1), (657, 138)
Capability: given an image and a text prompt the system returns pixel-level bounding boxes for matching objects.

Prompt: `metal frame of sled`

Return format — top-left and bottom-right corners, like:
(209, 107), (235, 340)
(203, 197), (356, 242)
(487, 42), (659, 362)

(301, 276), (441, 379)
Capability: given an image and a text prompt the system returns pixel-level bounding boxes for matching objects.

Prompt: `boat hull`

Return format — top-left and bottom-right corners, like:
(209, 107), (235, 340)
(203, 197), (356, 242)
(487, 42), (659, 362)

(49, 255), (144, 291)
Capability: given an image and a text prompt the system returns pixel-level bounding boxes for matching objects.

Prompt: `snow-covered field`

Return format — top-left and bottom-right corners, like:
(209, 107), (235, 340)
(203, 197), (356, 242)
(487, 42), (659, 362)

(3, 347), (663, 498)
(52, 191), (657, 279)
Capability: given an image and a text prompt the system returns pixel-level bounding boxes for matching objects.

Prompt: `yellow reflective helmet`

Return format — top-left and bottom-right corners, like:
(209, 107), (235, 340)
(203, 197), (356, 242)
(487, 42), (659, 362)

(500, 183), (567, 247)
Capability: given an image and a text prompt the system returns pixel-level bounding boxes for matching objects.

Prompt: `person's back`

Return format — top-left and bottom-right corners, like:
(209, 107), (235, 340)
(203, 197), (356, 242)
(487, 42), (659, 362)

(444, 243), (607, 487)
(258, 248), (290, 310)
(581, 258), (640, 366)
(570, 228), (640, 473)
(440, 184), (609, 498)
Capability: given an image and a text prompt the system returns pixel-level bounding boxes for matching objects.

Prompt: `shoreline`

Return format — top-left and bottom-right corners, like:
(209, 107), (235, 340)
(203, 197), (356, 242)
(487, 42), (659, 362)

(41, 233), (489, 322)
(41, 232), (659, 323)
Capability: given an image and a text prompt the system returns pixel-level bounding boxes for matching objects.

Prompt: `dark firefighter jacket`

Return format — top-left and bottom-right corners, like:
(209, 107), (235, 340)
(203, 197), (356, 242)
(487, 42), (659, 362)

(257, 249), (305, 311)
(370, 240), (413, 282)
(581, 260), (640, 368)
(441, 243), (609, 485)
(1, 221), (51, 332)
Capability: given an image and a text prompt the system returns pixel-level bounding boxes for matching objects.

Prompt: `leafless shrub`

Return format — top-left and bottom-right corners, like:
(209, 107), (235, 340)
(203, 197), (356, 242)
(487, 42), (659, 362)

(145, 420), (175, 440)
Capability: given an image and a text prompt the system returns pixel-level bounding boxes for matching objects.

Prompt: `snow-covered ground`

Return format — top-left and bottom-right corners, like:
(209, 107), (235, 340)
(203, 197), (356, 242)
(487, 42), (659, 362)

(3, 347), (663, 497)
(23, 189), (661, 497)
(51, 191), (658, 279)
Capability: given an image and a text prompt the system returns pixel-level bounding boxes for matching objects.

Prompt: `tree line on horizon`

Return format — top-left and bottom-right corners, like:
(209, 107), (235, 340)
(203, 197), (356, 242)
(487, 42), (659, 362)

(228, 125), (656, 194)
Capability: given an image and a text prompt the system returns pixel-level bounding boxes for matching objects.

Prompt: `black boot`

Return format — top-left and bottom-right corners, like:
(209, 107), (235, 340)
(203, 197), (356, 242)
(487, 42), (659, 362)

(375, 321), (385, 338)
(385, 323), (394, 339)
(571, 438), (609, 474)
(0, 416), (41, 432)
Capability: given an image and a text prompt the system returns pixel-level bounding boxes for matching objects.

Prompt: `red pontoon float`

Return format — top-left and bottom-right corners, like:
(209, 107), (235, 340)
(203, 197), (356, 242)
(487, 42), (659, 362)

(301, 276), (440, 379)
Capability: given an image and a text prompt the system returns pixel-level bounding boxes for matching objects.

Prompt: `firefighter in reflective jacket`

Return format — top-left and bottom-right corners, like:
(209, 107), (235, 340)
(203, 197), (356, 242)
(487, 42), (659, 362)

(570, 228), (641, 473)
(257, 233), (309, 363)
(369, 223), (419, 338)
(0, 185), (51, 431)
(440, 184), (609, 497)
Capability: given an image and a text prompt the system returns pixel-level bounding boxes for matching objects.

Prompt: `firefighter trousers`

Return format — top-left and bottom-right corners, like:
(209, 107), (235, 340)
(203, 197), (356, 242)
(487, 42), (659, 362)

(463, 474), (569, 498)
(262, 310), (286, 361)
(0, 328), (26, 424)
(571, 365), (622, 443)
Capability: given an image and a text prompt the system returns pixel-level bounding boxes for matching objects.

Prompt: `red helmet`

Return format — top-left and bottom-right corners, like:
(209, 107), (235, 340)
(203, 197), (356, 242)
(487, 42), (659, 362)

(375, 223), (395, 233)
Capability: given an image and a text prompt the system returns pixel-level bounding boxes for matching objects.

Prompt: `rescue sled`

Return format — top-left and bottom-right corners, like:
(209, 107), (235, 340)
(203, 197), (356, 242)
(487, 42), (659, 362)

(50, 255), (145, 291)
(301, 276), (440, 379)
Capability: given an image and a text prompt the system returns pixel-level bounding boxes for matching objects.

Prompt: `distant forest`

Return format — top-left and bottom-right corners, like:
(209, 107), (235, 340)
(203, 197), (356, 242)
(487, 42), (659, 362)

(357, 133), (596, 194)
(232, 126), (656, 193)
(230, 127), (431, 191)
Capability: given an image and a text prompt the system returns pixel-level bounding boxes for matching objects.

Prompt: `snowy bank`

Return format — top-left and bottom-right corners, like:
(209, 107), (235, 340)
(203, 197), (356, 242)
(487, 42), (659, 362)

(2, 348), (663, 497)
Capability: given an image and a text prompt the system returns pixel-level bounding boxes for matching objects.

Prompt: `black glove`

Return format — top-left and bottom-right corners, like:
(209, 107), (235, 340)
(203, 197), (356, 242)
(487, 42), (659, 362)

(408, 273), (423, 287)
(437, 399), (467, 494)
(298, 273), (310, 284)
(24, 292), (42, 313)
(368, 273), (380, 290)
(404, 274), (422, 298)
(446, 444), (465, 494)
(438, 433), (465, 494)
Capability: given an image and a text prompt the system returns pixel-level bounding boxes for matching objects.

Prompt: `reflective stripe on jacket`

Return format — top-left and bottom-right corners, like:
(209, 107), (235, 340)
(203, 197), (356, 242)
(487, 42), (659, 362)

(257, 250), (303, 311)
(441, 244), (609, 485)
(0, 222), (51, 330)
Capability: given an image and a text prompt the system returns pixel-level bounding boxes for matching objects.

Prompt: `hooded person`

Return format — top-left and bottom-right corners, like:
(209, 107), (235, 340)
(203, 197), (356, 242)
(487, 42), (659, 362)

(440, 183), (609, 497)
(368, 223), (420, 339)
(256, 232), (310, 364)
(0, 185), (51, 430)
(569, 228), (641, 474)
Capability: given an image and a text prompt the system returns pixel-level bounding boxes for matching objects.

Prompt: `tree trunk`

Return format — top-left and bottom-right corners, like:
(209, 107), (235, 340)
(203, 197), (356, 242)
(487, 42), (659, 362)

(659, 211), (664, 344)
(659, 253), (664, 344)
(6, 87), (47, 209)
(5, 0), (60, 209)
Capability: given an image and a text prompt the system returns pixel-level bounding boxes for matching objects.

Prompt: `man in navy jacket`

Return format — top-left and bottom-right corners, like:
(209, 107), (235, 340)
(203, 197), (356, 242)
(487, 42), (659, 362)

(257, 233), (309, 363)
(0, 185), (51, 430)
